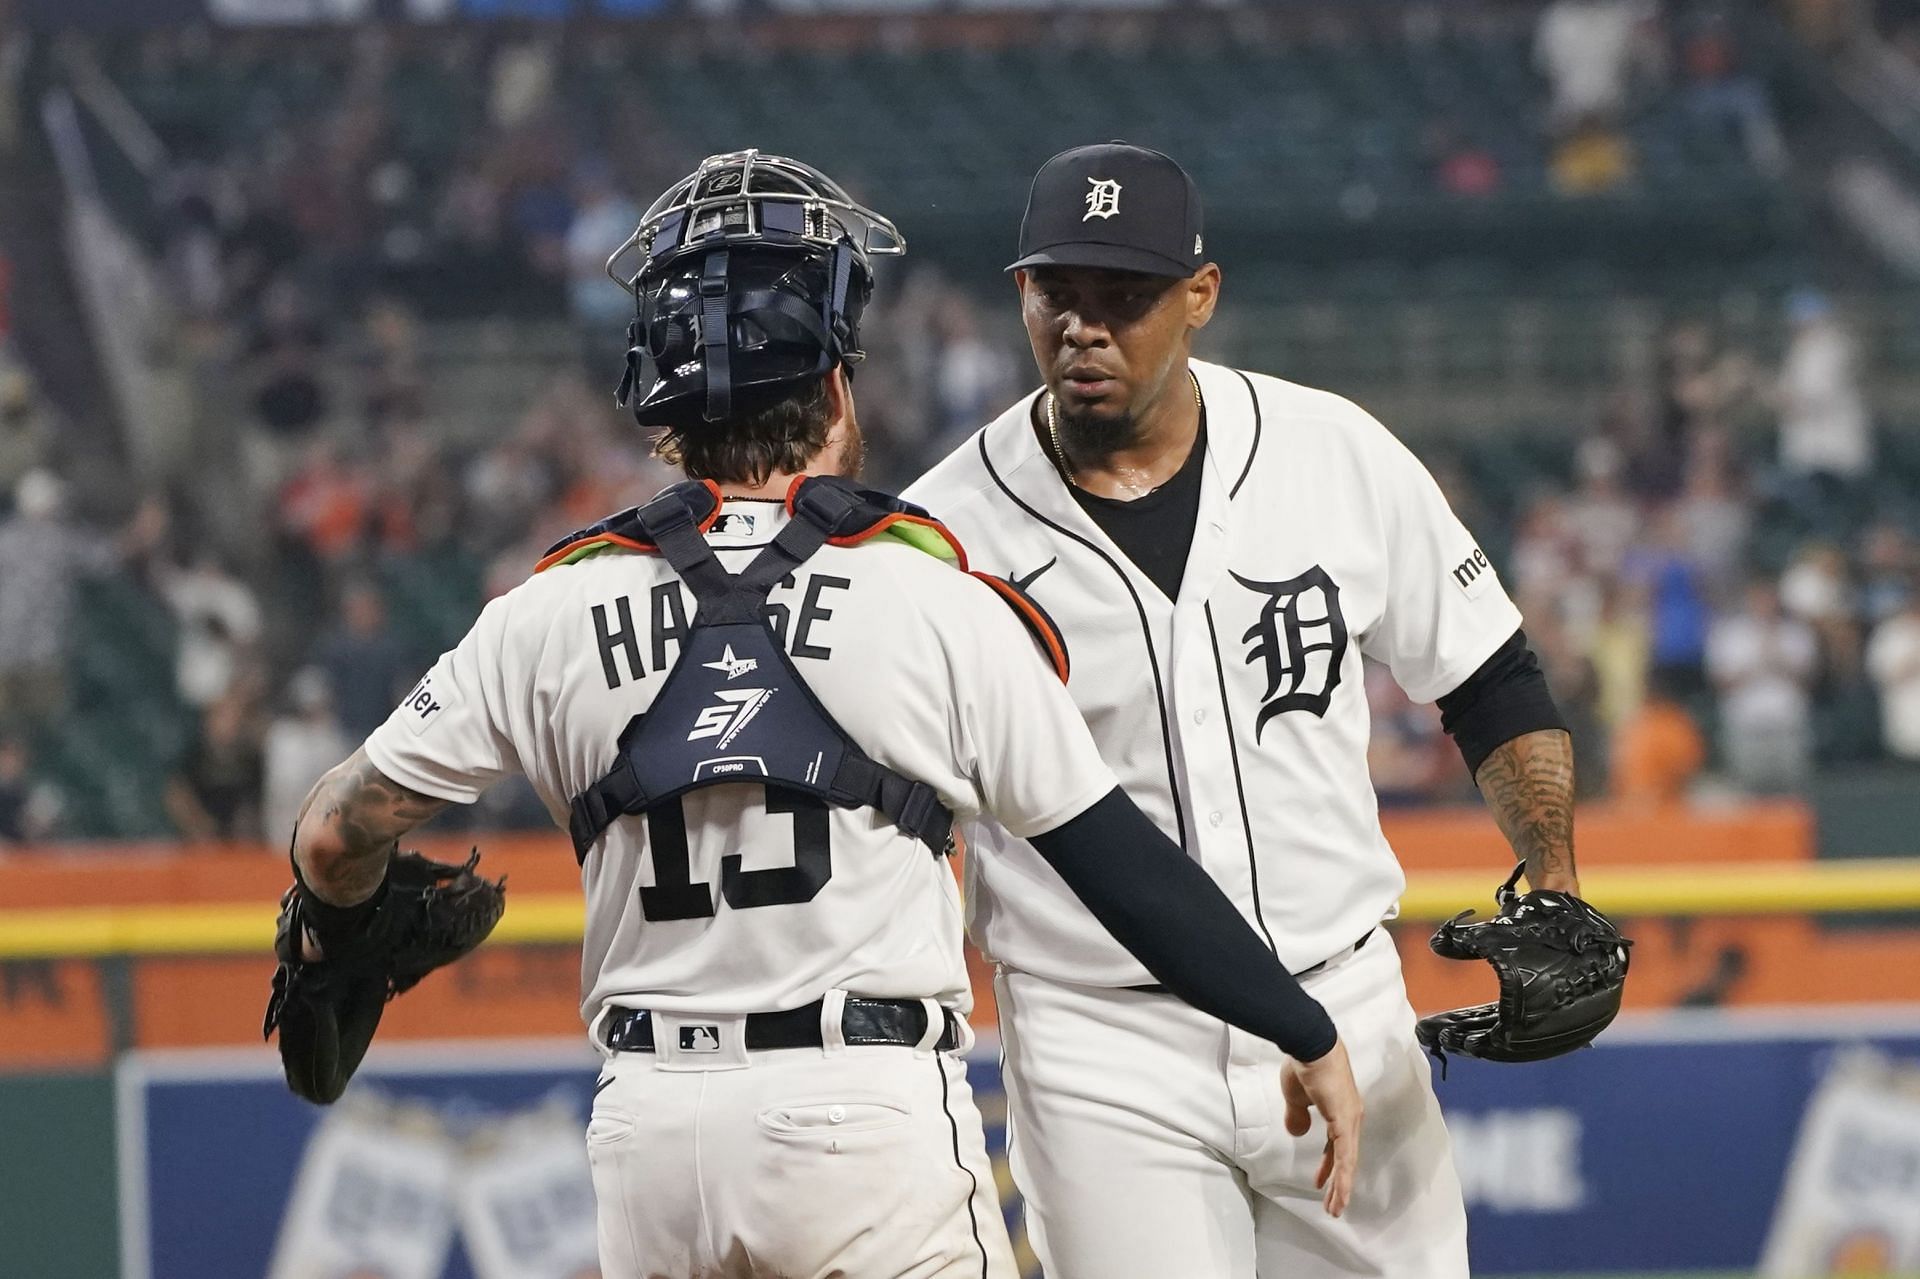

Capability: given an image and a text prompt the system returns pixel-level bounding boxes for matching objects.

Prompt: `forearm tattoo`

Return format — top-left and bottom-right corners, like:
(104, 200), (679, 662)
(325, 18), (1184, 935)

(293, 747), (449, 905)
(1472, 729), (1577, 890)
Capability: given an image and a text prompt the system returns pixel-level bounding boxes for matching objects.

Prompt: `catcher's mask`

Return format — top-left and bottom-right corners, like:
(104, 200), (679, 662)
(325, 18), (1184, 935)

(608, 150), (905, 430)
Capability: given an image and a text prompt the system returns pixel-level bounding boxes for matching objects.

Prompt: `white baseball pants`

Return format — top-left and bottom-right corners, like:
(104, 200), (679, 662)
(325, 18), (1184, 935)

(995, 930), (1470, 1278)
(585, 1008), (1017, 1279)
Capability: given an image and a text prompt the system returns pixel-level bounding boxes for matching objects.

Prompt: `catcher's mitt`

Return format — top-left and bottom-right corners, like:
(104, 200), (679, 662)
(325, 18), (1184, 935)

(263, 849), (505, 1104)
(1414, 863), (1630, 1072)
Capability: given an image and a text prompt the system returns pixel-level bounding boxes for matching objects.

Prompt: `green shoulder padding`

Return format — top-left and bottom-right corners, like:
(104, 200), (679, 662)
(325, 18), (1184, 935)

(877, 521), (962, 564)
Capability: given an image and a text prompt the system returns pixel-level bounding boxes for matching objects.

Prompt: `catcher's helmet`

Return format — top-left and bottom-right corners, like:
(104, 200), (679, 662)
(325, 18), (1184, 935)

(608, 150), (905, 429)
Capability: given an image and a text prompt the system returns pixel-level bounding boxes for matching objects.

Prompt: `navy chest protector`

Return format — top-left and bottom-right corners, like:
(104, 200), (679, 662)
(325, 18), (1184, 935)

(546, 476), (1068, 865)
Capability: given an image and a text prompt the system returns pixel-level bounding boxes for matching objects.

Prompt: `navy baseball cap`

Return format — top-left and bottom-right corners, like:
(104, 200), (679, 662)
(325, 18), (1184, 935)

(1008, 142), (1206, 278)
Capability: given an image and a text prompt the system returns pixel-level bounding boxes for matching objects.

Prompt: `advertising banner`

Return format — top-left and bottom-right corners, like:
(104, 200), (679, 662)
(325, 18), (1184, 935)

(1759, 1049), (1920, 1276)
(117, 1011), (1920, 1278)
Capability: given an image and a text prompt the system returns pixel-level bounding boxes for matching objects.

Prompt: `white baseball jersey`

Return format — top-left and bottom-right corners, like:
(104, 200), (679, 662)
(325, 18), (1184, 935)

(362, 496), (1118, 1026)
(906, 358), (1523, 984)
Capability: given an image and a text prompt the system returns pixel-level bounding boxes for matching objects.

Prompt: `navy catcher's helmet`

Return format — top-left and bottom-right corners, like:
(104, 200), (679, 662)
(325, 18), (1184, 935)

(608, 150), (905, 429)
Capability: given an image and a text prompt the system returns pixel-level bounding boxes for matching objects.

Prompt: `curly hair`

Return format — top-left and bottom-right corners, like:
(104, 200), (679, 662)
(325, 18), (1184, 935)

(649, 376), (835, 487)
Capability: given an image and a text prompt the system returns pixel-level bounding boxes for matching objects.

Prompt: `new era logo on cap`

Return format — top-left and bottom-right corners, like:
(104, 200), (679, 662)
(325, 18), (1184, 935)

(1010, 141), (1205, 279)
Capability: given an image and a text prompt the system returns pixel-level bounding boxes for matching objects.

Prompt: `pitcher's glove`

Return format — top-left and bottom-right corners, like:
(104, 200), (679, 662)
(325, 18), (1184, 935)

(1415, 863), (1630, 1072)
(263, 849), (505, 1104)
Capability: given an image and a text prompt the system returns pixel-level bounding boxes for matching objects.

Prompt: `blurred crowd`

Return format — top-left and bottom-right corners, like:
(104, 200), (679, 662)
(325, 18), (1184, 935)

(1520, 0), (1785, 198)
(1370, 288), (1918, 809)
(5, 2), (1919, 846)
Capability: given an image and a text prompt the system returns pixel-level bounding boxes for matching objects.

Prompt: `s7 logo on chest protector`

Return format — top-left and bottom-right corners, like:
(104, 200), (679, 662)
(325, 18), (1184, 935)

(1230, 566), (1349, 737)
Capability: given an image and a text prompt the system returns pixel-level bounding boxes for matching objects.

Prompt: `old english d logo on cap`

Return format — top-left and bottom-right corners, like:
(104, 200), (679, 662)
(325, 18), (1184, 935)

(1083, 177), (1122, 221)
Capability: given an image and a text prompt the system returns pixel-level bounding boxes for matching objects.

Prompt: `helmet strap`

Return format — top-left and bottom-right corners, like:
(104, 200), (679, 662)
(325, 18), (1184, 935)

(825, 242), (856, 363)
(615, 316), (644, 408)
(700, 249), (732, 421)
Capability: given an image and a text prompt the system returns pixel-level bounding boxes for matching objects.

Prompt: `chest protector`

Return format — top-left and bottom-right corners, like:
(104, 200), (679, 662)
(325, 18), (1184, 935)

(545, 476), (1066, 865)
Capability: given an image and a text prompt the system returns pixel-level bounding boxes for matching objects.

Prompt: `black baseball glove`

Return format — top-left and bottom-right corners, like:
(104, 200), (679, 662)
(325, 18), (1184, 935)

(263, 849), (505, 1104)
(1414, 863), (1630, 1072)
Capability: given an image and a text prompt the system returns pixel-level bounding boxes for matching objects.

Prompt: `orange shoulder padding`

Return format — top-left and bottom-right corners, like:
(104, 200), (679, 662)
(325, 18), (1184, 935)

(532, 481), (726, 573)
(972, 571), (1070, 682)
(533, 531), (657, 574)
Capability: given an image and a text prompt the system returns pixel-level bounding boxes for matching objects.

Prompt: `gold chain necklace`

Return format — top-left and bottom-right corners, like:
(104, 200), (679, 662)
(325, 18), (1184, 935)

(1046, 369), (1203, 493)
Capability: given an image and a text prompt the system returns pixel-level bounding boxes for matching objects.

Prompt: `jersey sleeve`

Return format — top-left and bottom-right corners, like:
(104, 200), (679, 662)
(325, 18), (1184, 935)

(1359, 415), (1524, 704)
(931, 574), (1117, 840)
(362, 593), (520, 803)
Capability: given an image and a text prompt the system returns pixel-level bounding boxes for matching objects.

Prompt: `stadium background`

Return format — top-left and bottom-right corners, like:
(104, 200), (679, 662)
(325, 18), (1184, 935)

(5, 0), (1920, 1274)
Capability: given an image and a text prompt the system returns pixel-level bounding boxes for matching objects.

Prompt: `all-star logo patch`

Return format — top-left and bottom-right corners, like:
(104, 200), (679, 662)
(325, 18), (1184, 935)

(700, 645), (758, 680)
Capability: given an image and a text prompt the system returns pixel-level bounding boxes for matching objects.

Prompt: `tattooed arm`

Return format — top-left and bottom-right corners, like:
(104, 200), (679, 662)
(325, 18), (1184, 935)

(1472, 728), (1578, 895)
(292, 747), (451, 906)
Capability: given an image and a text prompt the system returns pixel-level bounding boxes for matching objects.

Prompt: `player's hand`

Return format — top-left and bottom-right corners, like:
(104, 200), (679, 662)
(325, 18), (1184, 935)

(1281, 1036), (1363, 1218)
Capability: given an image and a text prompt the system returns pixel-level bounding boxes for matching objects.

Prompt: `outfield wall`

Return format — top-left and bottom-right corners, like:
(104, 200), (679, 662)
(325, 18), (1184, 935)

(5, 1012), (1919, 1278)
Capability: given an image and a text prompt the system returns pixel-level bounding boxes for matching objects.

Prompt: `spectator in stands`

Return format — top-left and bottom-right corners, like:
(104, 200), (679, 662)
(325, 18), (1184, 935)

(278, 440), (370, 563)
(1425, 118), (1503, 198)
(1653, 323), (1757, 500)
(1674, 425), (1753, 602)
(930, 295), (1016, 449)
(1678, 16), (1788, 177)
(1707, 577), (1819, 792)
(0, 471), (161, 729)
(261, 667), (352, 844)
(1780, 543), (1879, 759)
(1859, 520), (1916, 624)
(1535, 0), (1660, 129)
(1363, 663), (1457, 806)
(1626, 510), (1714, 702)
(0, 734), (60, 843)
(314, 578), (413, 739)
(159, 546), (263, 709)
(357, 298), (426, 432)
(0, 366), (49, 497)
(1590, 575), (1652, 729)
(1773, 288), (1872, 519)
(247, 277), (330, 444)
(1565, 438), (1640, 583)
(1549, 119), (1635, 196)
(565, 164), (640, 356)
(165, 689), (264, 841)
(1867, 578), (1920, 762)
(1609, 668), (1707, 808)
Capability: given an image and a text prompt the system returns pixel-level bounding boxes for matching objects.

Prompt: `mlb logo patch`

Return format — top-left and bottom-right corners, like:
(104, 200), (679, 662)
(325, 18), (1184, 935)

(679, 1025), (722, 1053)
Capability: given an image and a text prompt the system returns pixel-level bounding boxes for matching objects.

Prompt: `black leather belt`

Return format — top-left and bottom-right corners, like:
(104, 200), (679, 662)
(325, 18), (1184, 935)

(602, 997), (962, 1054)
(1127, 928), (1375, 996)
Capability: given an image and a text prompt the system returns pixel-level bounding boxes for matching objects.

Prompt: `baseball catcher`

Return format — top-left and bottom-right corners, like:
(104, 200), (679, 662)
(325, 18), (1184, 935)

(1415, 862), (1631, 1071)
(263, 847), (504, 1103)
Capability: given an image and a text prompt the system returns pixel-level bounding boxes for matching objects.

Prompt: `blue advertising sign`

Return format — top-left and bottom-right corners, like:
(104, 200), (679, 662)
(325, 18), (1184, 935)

(116, 1010), (1920, 1278)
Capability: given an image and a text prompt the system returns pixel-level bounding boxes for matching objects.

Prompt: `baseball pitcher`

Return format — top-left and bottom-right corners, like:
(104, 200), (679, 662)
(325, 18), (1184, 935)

(908, 142), (1628, 1278)
(269, 151), (1367, 1279)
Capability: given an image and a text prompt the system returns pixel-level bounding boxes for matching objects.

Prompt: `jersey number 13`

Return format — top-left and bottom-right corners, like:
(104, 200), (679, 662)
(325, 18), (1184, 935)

(639, 793), (832, 921)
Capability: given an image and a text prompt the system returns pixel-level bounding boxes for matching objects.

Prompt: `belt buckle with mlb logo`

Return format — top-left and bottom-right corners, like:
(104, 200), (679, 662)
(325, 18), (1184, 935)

(679, 1024), (723, 1053)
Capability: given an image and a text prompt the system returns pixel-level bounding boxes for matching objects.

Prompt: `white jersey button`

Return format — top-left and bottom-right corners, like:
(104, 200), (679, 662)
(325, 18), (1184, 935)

(1209, 811), (1224, 827)
(828, 1106), (847, 1124)
(1192, 709), (1208, 725)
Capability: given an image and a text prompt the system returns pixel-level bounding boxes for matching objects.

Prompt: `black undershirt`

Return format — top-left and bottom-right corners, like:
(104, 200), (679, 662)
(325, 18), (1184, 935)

(1064, 414), (1208, 601)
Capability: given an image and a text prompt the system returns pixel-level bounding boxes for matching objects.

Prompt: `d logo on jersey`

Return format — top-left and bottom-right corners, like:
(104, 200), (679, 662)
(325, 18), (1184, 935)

(1231, 565), (1348, 737)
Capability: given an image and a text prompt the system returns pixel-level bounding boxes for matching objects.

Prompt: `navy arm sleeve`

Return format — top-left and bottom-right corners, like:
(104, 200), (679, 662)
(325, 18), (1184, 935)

(1435, 627), (1568, 777)
(1028, 788), (1339, 1061)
